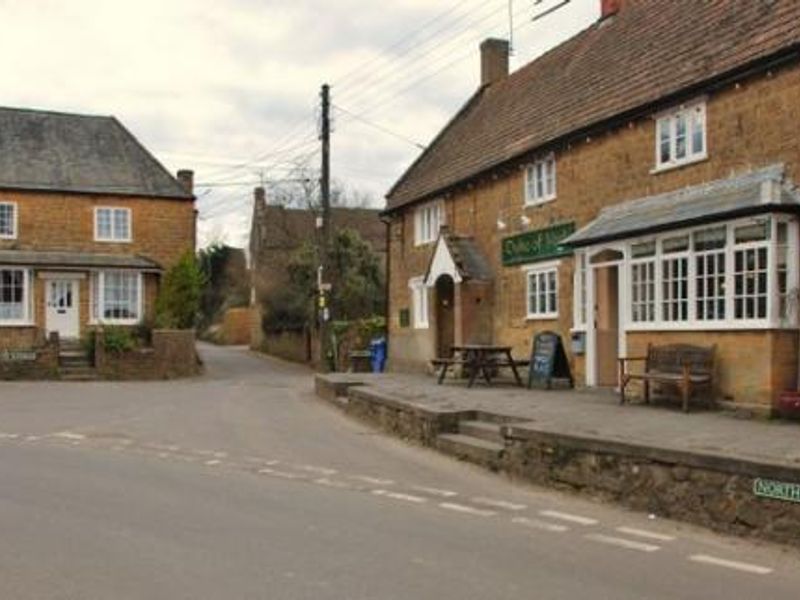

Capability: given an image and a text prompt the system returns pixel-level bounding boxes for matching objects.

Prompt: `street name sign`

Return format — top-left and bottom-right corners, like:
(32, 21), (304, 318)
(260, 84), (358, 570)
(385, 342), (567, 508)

(753, 478), (800, 503)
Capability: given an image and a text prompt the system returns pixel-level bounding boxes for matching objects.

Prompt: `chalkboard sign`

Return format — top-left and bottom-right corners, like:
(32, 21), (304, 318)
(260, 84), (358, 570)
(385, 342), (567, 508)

(528, 331), (573, 390)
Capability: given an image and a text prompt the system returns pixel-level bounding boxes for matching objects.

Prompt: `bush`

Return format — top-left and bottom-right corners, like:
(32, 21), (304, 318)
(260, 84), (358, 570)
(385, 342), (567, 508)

(156, 252), (205, 329)
(101, 326), (136, 354)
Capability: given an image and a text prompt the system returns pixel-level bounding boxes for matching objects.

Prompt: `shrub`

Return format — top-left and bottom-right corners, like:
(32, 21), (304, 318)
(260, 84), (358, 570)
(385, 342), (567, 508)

(102, 326), (136, 354)
(156, 252), (205, 329)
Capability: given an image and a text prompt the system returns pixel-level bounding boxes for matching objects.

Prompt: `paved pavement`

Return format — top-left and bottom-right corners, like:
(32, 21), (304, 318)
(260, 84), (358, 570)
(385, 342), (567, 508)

(323, 371), (800, 469)
(0, 344), (798, 599)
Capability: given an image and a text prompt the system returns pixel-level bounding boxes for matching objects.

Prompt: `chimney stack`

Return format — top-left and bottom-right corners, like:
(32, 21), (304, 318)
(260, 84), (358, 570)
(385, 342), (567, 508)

(254, 186), (266, 205)
(480, 38), (510, 87)
(177, 169), (194, 195)
(600, 0), (623, 20)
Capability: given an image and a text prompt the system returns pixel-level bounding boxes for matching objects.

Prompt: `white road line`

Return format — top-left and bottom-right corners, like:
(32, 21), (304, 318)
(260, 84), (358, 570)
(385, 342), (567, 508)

(0, 433), (19, 439)
(257, 468), (305, 480)
(296, 465), (338, 476)
(410, 485), (458, 498)
(539, 510), (598, 526)
(350, 475), (395, 486)
(24, 435), (41, 442)
(213, 451), (228, 459)
(204, 459), (222, 466)
(52, 431), (86, 441)
(616, 526), (676, 542)
(512, 516), (569, 533)
(586, 534), (661, 553)
(371, 490), (427, 503)
(471, 497), (526, 511)
(158, 452), (170, 459)
(314, 478), (352, 490)
(689, 555), (773, 575)
(439, 502), (496, 517)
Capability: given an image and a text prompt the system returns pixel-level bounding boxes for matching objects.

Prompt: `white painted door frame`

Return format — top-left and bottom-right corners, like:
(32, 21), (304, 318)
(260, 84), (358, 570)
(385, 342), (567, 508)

(585, 245), (628, 388)
(46, 278), (80, 339)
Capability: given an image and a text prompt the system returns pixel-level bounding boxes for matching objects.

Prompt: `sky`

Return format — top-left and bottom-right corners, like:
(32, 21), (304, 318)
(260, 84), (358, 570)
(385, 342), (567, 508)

(0, 0), (598, 248)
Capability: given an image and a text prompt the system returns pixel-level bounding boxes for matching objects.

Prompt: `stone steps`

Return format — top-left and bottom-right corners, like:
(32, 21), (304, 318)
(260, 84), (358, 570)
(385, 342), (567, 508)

(60, 367), (98, 381)
(435, 433), (505, 469)
(458, 420), (505, 444)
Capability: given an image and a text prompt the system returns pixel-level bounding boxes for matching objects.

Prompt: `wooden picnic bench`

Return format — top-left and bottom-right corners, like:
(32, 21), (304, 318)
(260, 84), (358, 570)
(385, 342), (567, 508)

(433, 344), (524, 387)
(618, 343), (716, 412)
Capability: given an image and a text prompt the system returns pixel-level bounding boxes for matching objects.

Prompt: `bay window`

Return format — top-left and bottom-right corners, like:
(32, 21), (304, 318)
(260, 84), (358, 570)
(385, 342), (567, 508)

(91, 270), (142, 324)
(630, 242), (656, 323)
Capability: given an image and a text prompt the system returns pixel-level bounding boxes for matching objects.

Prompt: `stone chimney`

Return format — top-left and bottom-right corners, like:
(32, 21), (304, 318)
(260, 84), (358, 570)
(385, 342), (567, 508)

(480, 38), (510, 87)
(600, 0), (623, 20)
(176, 169), (194, 195)
(254, 186), (266, 205)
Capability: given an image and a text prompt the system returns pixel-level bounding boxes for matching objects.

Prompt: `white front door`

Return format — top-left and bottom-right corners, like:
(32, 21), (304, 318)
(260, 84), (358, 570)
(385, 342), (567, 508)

(46, 279), (80, 339)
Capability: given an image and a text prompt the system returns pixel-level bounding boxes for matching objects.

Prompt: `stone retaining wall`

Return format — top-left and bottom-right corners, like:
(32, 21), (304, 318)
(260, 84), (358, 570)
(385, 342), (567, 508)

(0, 343), (59, 380)
(96, 329), (200, 380)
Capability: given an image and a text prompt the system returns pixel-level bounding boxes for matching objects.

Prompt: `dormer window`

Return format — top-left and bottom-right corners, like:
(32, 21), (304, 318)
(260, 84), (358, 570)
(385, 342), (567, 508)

(524, 154), (556, 206)
(95, 207), (131, 242)
(0, 202), (16, 239)
(655, 101), (707, 171)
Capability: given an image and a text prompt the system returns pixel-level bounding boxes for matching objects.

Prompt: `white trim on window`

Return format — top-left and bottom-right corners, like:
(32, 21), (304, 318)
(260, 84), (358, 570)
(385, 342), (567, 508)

(414, 201), (444, 246)
(572, 253), (588, 331)
(0, 266), (33, 326)
(0, 201), (18, 240)
(653, 100), (708, 172)
(524, 153), (557, 206)
(409, 276), (429, 329)
(94, 207), (132, 242)
(523, 260), (560, 320)
(90, 270), (143, 325)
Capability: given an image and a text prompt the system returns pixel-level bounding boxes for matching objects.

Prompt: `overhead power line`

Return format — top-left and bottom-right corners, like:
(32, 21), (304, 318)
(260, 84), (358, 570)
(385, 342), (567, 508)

(332, 104), (427, 150)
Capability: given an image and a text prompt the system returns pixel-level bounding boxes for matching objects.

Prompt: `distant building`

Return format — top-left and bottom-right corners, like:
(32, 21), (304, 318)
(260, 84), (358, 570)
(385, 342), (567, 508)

(248, 186), (386, 350)
(384, 0), (800, 414)
(0, 106), (195, 349)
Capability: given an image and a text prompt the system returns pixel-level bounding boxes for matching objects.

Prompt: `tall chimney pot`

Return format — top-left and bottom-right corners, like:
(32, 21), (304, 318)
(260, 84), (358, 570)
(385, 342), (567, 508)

(254, 186), (266, 204)
(480, 38), (510, 87)
(177, 169), (194, 195)
(600, 0), (623, 20)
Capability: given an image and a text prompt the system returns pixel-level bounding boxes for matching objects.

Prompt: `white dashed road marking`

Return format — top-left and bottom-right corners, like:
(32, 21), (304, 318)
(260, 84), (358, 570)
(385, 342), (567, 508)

(539, 510), (598, 526)
(471, 497), (526, 511)
(689, 555), (773, 575)
(297, 465), (338, 476)
(314, 478), (351, 490)
(204, 459), (222, 466)
(410, 485), (458, 498)
(439, 502), (496, 517)
(350, 475), (395, 486)
(258, 468), (305, 480)
(372, 490), (427, 503)
(52, 431), (86, 441)
(586, 534), (661, 553)
(0, 433), (20, 439)
(616, 526), (676, 542)
(512, 516), (569, 533)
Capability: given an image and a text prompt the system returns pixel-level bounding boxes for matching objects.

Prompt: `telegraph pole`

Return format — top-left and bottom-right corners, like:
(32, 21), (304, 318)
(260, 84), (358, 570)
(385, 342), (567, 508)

(319, 83), (332, 370)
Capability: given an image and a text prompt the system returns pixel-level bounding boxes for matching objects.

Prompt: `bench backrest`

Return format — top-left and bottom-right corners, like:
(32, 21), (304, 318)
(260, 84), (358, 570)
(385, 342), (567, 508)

(646, 343), (715, 375)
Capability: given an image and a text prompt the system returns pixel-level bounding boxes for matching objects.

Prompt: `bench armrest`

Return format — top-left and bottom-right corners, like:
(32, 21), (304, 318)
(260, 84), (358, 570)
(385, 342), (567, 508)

(618, 356), (647, 364)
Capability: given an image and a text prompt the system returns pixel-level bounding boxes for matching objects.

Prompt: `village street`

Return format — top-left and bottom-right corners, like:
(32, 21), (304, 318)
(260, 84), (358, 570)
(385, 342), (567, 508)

(0, 344), (797, 599)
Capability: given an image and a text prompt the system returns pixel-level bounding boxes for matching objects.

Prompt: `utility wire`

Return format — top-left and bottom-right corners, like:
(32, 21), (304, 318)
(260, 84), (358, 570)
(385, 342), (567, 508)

(332, 104), (427, 150)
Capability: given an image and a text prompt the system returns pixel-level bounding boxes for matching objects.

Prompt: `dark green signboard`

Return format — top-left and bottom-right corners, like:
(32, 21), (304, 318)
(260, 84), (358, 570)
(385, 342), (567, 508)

(502, 222), (576, 266)
(753, 478), (800, 503)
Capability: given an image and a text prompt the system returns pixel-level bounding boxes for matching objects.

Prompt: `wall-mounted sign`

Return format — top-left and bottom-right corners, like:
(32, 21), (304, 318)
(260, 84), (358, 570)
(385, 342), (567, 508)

(502, 222), (575, 266)
(0, 350), (36, 363)
(753, 478), (800, 503)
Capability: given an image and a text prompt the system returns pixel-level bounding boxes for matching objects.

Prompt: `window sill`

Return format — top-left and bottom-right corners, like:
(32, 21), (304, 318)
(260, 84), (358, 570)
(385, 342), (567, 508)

(413, 240), (435, 248)
(524, 196), (557, 209)
(625, 320), (794, 332)
(526, 313), (559, 321)
(650, 154), (708, 175)
(94, 238), (133, 244)
(0, 321), (35, 328)
(0, 235), (16, 240)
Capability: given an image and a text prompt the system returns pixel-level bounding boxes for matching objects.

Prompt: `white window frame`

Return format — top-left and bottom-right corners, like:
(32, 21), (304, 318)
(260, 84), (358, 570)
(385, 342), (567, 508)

(623, 215), (798, 332)
(653, 100), (707, 172)
(408, 276), (429, 329)
(0, 267), (33, 326)
(572, 253), (588, 330)
(90, 270), (143, 325)
(413, 201), (444, 246)
(524, 153), (557, 206)
(524, 260), (559, 320)
(0, 201), (18, 240)
(94, 207), (132, 243)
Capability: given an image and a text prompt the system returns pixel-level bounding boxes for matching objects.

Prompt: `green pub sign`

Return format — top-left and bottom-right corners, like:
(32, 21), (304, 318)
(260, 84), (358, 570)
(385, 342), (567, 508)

(753, 478), (800, 504)
(502, 222), (576, 266)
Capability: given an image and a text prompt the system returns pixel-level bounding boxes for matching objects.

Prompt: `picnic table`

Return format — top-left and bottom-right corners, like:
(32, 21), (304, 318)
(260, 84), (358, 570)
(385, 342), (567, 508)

(432, 344), (525, 388)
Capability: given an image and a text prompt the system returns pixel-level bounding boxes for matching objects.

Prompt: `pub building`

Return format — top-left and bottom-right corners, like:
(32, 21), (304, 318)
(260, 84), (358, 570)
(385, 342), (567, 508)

(382, 0), (800, 415)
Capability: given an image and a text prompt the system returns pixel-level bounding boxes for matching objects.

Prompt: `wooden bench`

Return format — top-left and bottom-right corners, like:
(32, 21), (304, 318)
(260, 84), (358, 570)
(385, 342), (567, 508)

(431, 357), (468, 384)
(618, 343), (716, 412)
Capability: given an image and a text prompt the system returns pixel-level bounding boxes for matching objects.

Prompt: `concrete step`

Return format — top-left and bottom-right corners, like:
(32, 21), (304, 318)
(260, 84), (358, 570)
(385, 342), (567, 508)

(436, 433), (504, 469)
(59, 355), (91, 367)
(59, 367), (97, 381)
(458, 420), (505, 444)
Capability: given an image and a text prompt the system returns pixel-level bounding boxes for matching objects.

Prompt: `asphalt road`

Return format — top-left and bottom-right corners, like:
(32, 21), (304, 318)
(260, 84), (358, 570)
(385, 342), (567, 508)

(0, 344), (797, 599)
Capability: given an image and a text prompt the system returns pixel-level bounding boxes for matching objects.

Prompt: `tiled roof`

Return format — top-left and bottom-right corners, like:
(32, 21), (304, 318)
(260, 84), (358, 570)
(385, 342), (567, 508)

(564, 164), (800, 247)
(0, 249), (163, 270)
(0, 107), (192, 199)
(387, 0), (800, 211)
